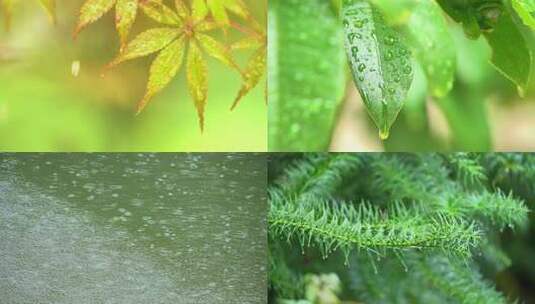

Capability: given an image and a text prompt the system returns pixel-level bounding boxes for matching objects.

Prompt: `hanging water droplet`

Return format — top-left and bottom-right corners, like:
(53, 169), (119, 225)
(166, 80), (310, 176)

(517, 85), (526, 98)
(358, 63), (366, 72)
(403, 64), (412, 75)
(379, 128), (390, 140)
(385, 36), (395, 45)
(290, 123), (301, 134)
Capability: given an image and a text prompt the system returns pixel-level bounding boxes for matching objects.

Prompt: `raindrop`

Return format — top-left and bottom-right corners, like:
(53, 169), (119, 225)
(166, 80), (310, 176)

(379, 128), (390, 140)
(385, 36), (395, 45)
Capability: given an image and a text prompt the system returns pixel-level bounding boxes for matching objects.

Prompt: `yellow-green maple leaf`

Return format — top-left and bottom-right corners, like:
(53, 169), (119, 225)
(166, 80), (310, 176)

(208, 0), (249, 27)
(230, 20), (266, 109)
(115, 0), (138, 48)
(137, 35), (186, 113)
(74, 0), (177, 47)
(231, 46), (266, 110)
(107, 0), (238, 131)
(187, 42), (208, 131)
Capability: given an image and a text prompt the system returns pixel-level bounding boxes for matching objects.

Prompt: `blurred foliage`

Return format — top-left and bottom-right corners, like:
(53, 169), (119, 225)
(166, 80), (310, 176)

(0, 0), (266, 151)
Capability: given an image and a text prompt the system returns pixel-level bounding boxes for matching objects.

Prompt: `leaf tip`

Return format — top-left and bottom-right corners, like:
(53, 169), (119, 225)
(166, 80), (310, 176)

(517, 85), (526, 98)
(379, 128), (390, 140)
(136, 94), (153, 115)
(198, 116), (205, 133)
(72, 25), (83, 40)
(103, 59), (120, 73)
(230, 93), (244, 111)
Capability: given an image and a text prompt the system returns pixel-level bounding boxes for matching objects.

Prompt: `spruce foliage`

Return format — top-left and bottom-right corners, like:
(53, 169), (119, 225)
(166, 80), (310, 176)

(268, 153), (532, 304)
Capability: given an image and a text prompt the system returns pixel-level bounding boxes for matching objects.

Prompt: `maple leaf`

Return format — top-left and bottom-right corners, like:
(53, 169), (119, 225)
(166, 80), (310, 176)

(230, 15), (266, 109)
(1, 0), (55, 29)
(74, 0), (181, 48)
(106, 0), (238, 132)
(204, 0), (249, 27)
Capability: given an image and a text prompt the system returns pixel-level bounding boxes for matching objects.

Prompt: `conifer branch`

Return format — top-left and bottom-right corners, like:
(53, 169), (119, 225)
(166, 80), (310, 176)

(269, 153), (531, 303)
(440, 190), (529, 229)
(369, 154), (451, 202)
(418, 256), (508, 304)
(446, 153), (487, 187)
(276, 153), (362, 200)
(269, 191), (481, 260)
(269, 245), (305, 299)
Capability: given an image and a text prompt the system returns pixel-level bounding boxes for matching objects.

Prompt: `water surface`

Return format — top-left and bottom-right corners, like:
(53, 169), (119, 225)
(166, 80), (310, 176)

(0, 153), (267, 303)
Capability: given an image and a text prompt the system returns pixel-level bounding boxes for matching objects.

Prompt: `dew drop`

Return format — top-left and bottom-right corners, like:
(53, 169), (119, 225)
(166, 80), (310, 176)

(379, 128), (390, 140)
(517, 86), (526, 98)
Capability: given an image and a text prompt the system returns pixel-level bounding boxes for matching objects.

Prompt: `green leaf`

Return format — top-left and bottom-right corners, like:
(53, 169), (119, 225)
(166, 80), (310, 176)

(371, 0), (419, 25)
(436, 0), (505, 39)
(231, 47), (266, 110)
(402, 60), (428, 131)
(137, 36), (186, 114)
(511, 0), (535, 30)
(484, 10), (533, 96)
(435, 0), (482, 39)
(405, 0), (456, 98)
(435, 0), (473, 23)
(115, 0), (138, 48)
(342, 0), (413, 140)
(108, 27), (180, 67)
(187, 43), (208, 132)
(74, 0), (116, 38)
(268, 0), (346, 151)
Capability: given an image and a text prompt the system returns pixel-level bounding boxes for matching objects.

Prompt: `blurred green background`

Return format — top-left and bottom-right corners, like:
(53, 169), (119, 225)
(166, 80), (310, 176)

(0, 0), (266, 151)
